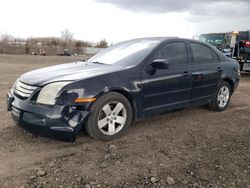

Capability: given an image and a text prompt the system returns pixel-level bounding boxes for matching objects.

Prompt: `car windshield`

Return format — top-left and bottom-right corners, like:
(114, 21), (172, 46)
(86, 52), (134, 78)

(199, 34), (225, 46)
(87, 39), (162, 66)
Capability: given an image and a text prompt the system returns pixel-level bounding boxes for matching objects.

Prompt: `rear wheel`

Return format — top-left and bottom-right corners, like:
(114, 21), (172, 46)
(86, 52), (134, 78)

(86, 92), (133, 140)
(240, 62), (244, 71)
(208, 81), (232, 111)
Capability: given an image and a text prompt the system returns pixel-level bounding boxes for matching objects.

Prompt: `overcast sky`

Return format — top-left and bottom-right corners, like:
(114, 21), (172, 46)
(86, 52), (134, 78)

(0, 0), (249, 43)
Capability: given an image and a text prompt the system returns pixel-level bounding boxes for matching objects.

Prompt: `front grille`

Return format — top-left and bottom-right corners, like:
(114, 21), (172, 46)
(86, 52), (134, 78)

(13, 79), (38, 99)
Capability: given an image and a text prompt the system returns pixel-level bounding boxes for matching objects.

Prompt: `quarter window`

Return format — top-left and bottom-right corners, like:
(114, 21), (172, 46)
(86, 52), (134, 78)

(191, 43), (218, 63)
(152, 42), (188, 65)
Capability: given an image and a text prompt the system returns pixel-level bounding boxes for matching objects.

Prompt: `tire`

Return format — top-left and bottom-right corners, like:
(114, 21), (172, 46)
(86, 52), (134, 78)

(208, 81), (232, 111)
(85, 92), (133, 140)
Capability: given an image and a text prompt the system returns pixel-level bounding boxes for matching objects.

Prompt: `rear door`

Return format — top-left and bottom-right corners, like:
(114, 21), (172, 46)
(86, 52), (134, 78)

(189, 42), (222, 105)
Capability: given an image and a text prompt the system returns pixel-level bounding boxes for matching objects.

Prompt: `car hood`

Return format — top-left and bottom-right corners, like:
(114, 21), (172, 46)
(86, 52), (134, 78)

(19, 61), (126, 86)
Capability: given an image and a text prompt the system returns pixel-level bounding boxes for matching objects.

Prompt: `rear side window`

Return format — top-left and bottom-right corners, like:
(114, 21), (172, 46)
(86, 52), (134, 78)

(191, 43), (218, 63)
(152, 42), (188, 65)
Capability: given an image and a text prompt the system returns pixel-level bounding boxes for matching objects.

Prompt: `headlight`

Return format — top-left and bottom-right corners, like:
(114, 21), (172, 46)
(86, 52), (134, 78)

(37, 82), (71, 105)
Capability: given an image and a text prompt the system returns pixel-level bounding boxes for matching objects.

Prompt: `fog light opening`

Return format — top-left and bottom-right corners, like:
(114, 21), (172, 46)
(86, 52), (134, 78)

(64, 106), (85, 128)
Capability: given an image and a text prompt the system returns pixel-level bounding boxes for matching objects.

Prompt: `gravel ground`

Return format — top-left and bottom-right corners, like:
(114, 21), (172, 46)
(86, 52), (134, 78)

(0, 54), (250, 188)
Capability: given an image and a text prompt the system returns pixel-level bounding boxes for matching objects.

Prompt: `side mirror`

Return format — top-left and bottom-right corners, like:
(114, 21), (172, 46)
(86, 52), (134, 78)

(151, 59), (169, 69)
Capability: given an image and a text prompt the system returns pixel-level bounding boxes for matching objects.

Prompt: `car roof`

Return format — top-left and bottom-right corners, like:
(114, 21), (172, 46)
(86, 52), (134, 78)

(120, 37), (222, 50)
(129, 37), (178, 42)
(129, 37), (207, 44)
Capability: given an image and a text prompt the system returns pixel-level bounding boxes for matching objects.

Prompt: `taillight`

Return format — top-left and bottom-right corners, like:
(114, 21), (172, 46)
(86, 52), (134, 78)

(245, 40), (250, 47)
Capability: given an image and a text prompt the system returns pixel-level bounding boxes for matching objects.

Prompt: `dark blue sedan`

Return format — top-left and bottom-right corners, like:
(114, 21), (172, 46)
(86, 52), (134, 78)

(7, 37), (240, 141)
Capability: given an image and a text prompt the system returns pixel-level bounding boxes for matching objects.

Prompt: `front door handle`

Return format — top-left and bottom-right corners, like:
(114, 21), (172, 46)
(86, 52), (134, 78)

(218, 67), (223, 73)
(182, 71), (190, 77)
(192, 73), (204, 76)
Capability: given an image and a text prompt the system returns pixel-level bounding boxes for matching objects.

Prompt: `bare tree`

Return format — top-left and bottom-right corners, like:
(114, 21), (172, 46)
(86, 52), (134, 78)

(0, 33), (14, 43)
(24, 42), (30, 54)
(61, 29), (74, 47)
(0, 33), (14, 54)
(96, 39), (108, 48)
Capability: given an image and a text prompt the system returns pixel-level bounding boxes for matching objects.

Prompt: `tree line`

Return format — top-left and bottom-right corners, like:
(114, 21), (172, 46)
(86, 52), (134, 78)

(0, 29), (108, 55)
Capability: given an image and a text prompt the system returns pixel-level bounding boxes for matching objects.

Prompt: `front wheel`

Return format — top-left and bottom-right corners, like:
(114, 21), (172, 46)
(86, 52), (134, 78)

(85, 92), (133, 140)
(208, 81), (232, 111)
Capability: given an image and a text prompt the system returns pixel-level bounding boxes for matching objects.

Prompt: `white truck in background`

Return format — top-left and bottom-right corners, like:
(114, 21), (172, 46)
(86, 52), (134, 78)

(199, 30), (250, 71)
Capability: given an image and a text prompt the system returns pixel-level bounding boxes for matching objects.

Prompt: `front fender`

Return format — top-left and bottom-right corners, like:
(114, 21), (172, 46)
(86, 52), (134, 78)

(56, 78), (108, 106)
(56, 67), (142, 116)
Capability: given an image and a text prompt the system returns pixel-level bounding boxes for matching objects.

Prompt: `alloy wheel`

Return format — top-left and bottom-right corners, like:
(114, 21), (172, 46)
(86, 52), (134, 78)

(97, 102), (127, 136)
(217, 86), (230, 108)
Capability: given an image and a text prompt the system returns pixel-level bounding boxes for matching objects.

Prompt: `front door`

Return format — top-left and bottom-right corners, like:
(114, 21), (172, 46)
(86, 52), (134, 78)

(141, 41), (192, 117)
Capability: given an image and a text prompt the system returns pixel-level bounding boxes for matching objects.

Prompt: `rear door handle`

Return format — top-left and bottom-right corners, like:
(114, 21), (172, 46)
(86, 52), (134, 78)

(192, 73), (204, 76)
(192, 72), (204, 80)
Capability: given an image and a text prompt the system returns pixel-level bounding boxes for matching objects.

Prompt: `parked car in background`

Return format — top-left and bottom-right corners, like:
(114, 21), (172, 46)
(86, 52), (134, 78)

(31, 51), (38, 55)
(7, 37), (240, 141)
(58, 49), (72, 56)
(39, 49), (46, 56)
(31, 50), (46, 56)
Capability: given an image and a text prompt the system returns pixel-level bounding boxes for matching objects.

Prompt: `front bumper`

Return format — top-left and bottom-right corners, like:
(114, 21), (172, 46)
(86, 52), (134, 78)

(7, 91), (90, 142)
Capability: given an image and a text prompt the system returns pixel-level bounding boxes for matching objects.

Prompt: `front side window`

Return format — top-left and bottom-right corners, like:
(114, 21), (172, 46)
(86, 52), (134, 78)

(191, 43), (217, 63)
(151, 42), (188, 65)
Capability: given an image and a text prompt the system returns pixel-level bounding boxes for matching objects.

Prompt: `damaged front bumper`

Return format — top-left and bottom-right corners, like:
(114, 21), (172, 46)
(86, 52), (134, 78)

(7, 91), (90, 142)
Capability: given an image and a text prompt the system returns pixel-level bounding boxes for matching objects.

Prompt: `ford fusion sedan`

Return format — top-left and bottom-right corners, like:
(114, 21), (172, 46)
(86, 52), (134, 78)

(7, 37), (240, 141)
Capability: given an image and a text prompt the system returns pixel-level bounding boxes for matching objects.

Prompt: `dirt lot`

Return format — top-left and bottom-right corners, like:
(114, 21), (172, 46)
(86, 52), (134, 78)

(0, 54), (250, 188)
